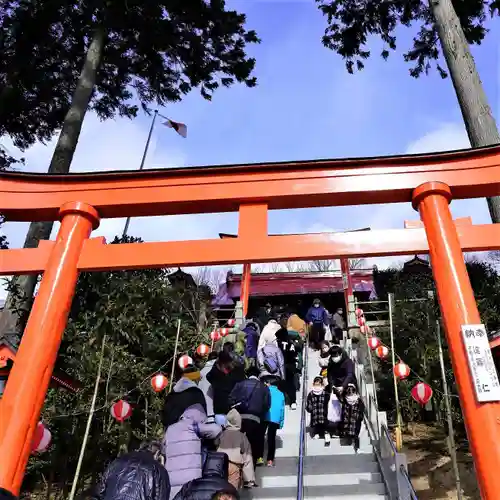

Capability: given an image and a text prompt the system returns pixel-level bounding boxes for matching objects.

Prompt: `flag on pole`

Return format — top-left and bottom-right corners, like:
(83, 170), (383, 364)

(159, 114), (187, 138)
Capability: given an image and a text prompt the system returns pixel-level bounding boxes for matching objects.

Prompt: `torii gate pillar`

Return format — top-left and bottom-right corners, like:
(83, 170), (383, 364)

(0, 202), (99, 494)
(413, 182), (500, 500)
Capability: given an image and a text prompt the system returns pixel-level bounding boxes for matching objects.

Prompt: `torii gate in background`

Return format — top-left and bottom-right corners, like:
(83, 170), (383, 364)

(2, 145), (500, 498)
(220, 228), (371, 329)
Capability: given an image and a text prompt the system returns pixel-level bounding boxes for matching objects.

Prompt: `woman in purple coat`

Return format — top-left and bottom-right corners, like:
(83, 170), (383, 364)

(164, 404), (222, 499)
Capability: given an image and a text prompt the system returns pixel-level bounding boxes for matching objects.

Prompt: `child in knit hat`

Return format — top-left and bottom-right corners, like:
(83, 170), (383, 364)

(217, 409), (256, 489)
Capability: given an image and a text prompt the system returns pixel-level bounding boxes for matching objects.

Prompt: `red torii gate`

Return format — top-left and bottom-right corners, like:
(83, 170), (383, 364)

(1, 146), (500, 498)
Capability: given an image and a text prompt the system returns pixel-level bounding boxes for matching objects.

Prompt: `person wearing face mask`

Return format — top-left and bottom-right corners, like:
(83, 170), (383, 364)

(326, 345), (356, 396)
(340, 384), (364, 452)
(306, 376), (330, 444)
(305, 298), (329, 350)
(318, 341), (331, 385)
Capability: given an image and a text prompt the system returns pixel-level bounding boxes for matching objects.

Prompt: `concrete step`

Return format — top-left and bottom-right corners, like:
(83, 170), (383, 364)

(250, 348), (387, 500)
(242, 483), (386, 499)
(259, 471), (382, 488)
(255, 454), (380, 476)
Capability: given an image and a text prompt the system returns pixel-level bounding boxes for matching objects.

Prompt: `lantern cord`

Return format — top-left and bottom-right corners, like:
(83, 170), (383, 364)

(368, 334), (460, 400)
(52, 309), (239, 419)
(68, 335), (107, 500)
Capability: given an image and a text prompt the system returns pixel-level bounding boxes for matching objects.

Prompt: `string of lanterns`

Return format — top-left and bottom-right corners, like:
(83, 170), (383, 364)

(32, 313), (239, 453)
(356, 308), (433, 406)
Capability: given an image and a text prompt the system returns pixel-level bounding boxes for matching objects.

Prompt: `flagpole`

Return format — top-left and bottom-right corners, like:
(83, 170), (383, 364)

(122, 109), (158, 239)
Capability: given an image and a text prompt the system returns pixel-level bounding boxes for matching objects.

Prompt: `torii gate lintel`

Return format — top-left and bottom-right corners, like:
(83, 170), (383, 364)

(1, 148), (500, 498)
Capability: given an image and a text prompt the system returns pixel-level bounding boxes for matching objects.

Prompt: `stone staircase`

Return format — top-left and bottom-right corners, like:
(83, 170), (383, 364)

(243, 348), (387, 500)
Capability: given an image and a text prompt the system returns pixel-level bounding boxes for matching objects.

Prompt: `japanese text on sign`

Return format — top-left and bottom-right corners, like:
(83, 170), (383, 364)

(461, 324), (500, 403)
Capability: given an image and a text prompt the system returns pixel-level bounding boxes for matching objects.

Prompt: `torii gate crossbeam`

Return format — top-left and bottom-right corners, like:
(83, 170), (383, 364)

(1, 145), (500, 498)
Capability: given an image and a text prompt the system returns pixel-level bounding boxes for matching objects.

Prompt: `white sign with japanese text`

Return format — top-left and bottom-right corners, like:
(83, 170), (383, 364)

(461, 324), (500, 402)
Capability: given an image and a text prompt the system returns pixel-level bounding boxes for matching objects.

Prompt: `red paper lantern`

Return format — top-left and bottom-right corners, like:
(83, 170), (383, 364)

(111, 400), (132, 422)
(178, 354), (194, 369)
(367, 336), (381, 350)
(210, 330), (220, 341)
(375, 345), (389, 359)
(219, 328), (230, 337)
(355, 308), (364, 317)
(196, 344), (210, 356)
(31, 422), (51, 453)
(151, 373), (168, 392)
(227, 318), (236, 327)
(357, 316), (366, 326)
(411, 382), (433, 406)
(394, 362), (411, 380)
(360, 324), (371, 335)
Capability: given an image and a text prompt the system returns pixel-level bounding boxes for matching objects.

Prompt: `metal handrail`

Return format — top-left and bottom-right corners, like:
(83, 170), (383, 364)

(296, 340), (309, 500)
(400, 465), (419, 500)
(347, 339), (418, 499)
(382, 424), (398, 455)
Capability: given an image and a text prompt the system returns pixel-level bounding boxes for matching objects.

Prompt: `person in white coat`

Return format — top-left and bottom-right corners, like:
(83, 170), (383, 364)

(257, 317), (285, 381)
(258, 318), (281, 350)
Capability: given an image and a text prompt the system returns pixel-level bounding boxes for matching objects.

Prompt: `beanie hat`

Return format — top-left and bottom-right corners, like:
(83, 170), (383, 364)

(226, 408), (242, 429)
(182, 365), (201, 382)
(0, 489), (17, 500)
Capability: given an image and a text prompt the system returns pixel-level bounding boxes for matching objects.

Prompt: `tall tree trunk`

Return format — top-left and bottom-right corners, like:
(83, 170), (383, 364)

(0, 26), (106, 337)
(429, 0), (500, 222)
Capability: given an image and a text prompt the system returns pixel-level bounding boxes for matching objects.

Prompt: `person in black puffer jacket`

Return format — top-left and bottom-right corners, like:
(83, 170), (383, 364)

(0, 488), (16, 500)
(162, 364), (207, 429)
(173, 451), (239, 500)
(92, 441), (170, 500)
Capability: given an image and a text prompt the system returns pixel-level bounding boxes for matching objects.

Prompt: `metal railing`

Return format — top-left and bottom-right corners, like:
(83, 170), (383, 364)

(296, 340), (309, 500)
(345, 339), (418, 499)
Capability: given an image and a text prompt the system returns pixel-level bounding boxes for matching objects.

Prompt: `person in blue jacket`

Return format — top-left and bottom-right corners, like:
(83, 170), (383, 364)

(306, 298), (329, 350)
(262, 379), (285, 467)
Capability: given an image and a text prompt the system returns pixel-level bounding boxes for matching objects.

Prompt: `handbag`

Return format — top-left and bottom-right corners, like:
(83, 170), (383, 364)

(327, 392), (342, 423)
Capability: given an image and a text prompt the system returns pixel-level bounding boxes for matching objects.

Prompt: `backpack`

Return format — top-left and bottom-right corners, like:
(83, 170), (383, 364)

(262, 346), (279, 374)
(231, 380), (259, 414)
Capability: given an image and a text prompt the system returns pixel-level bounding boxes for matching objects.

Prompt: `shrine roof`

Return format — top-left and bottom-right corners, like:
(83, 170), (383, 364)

(212, 269), (375, 306)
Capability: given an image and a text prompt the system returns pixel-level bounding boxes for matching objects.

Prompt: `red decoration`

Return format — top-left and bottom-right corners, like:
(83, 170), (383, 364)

(219, 328), (230, 337)
(31, 422), (51, 453)
(111, 400), (132, 422)
(210, 330), (220, 341)
(196, 344), (210, 356)
(394, 362), (411, 380)
(360, 324), (371, 335)
(355, 308), (364, 317)
(375, 345), (389, 359)
(367, 336), (381, 350)
(411, 382), (433, 406)
(357, 316), (366, 326)
(227, 318), (236, 327)
(178, 354), (193, 369)
(151, 373), (168, 392)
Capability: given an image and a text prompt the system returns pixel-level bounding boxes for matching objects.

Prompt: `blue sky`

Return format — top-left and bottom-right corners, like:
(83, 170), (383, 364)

(1, 1), (499, 294)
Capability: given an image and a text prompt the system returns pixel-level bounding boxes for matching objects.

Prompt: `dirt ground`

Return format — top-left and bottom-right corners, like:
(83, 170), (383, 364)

(402, 423), (479, 499)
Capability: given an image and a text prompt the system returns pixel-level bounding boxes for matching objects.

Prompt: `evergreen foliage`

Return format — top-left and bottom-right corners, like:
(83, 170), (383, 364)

(22, 237), (214, 498)
(316, 0), (499, 77)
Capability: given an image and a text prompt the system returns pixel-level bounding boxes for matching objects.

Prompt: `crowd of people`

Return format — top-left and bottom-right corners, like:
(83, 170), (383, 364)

(93, 299), (364, 500)
(0, 300), (365, 500)
(88, 307), (305, 500)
